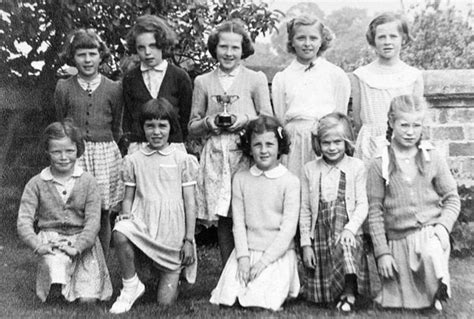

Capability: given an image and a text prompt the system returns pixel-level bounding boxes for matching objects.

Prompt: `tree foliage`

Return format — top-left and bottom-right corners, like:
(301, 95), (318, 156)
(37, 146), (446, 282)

(0, 0), (281, 87)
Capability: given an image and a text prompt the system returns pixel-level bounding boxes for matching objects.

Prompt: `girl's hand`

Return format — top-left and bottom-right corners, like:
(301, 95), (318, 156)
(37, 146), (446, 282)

(35, 243), (55, 256)
(302, 246), (316, 269)
(206, 115), (222, 135)
(337, 229), (356, 248)
(249, 261), (266, 282)
(377, 254), (398, 279)
(180, 240), (195, 266)
(433, 224), (450, 250)
(227, 114), (249, 132)
(115, 214), (132, 223)
(59, 245), (79, 257)
(237, 257), (250, 285)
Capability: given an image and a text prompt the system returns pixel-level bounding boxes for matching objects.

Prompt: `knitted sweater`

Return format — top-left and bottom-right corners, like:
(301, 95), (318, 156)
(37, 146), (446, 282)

(367, 147), (460, 258)
(122, 63), (192, 141)
(232, 165), (300, 266)
(17, 167), (101, 253)
(55, 75), (123, 142)
(188, 66), (273, 137)
(299, 155), (368, 247)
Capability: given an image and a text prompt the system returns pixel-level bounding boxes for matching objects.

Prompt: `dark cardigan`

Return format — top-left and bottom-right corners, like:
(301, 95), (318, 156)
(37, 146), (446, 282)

(122, 63), (193, 142)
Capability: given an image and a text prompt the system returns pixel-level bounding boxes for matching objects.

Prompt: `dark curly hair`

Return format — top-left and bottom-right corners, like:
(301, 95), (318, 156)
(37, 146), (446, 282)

(366, 12), (412, 47)
(139, 98), (182, 143)
(126, 14), (178, 58)
(43, 119), (85, 158)
(311, 112), (355, 157)
(60, 29), (110, 66)
(207, 19), (255, 60)
(286, 15), (334, 56)
(239, 115), (290, 159)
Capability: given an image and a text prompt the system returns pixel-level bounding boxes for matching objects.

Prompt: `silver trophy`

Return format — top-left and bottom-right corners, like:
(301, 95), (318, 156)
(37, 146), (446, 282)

(212, 94), (240, 128)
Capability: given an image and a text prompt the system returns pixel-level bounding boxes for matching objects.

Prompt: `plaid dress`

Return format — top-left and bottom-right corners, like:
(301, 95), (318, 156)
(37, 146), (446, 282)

(306, 172), (370, 303)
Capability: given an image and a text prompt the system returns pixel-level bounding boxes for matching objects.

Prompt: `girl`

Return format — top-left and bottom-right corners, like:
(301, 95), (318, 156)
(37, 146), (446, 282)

(272, 15), (350, 181)
(188, 19), (273, 265)
(352, 12), (424, 164)
(122, 14), (192, 153)
(210, 115), (300, 311)
(299, 113), (369, 312)
(55, 29), (124, 258)
(17, 120), (112, 302)
(367, 95), (460, 310)
(110, 98), (198, 314)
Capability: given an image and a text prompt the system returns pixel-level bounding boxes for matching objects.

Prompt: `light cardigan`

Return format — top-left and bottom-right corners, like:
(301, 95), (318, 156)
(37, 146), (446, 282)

(17, 166), (101, 253)
(188, 65), (273, 137)
(367, 145), (460, 258)
(299, 155), (368, 247)
(232, 165), (300, 266)
(55, 75), (123, 143)
(272, 58), (350, 124)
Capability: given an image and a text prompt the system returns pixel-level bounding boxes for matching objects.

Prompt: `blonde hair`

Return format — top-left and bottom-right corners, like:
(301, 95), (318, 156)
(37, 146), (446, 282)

(286, 15), (334, 56)
(311, 112), (355, 157)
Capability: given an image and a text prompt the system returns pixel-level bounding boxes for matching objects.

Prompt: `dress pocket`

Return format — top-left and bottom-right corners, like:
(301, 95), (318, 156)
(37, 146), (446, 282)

(159, 164), (179, 181)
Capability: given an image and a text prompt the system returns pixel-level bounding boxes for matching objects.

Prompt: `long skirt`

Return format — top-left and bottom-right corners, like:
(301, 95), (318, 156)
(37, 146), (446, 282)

(375, 226), (451, 309)
(78, 141), (123, 210)
(36, 231), (112, 302)
(210, 249), (300, 311)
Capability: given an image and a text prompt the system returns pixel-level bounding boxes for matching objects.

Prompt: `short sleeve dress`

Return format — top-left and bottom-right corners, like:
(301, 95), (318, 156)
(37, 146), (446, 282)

(113, 144), (199, 283)
(353, 61), (423, 164)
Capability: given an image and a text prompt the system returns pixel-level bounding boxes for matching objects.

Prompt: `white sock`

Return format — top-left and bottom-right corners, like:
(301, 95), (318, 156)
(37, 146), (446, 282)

(122, 273), (139, 290)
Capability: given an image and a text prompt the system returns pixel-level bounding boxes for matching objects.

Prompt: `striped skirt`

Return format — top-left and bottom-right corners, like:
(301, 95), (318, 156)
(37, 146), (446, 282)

(77, 141), (123, 210)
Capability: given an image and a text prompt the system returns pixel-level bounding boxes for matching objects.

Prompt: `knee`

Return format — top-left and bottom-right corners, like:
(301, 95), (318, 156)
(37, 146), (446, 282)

(113, 231), (130, 247)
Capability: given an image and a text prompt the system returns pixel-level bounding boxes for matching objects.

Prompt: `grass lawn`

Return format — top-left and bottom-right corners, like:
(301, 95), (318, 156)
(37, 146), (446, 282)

(1, 226), (473, 319)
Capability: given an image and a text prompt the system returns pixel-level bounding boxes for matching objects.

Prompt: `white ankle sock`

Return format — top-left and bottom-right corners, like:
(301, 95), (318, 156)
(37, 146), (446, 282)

(122, 273), (139, 290)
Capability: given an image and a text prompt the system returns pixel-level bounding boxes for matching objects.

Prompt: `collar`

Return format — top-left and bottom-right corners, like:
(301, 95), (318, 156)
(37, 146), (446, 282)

(140, 60), (168, 72)
(249, 164), (287, 179)
(140, 143), (176, 156)
(293, 57), (321, 72)
(40, 164), (83, 181)
(217, 65), (241, 78)
(321, 154), (350, 173)
(77, 74), (101, 86)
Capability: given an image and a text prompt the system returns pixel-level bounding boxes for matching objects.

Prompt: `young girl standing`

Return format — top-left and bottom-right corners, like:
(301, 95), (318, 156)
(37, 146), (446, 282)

(122, 14), (192, 153)
(272, 15), (350, 181)
(110, 98), (198, 314)
(367, 95), (460, 310)
(17, 120), (112, 302)
(299, 113), (369, 312)
(210, 115), (300, 311)
(352, 12), (424, 164)
(188, 19), (273, 265)
(55, 29), (124, 257)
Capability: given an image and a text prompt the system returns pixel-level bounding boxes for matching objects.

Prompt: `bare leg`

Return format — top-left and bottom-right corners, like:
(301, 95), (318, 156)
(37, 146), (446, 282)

(99, 209), (111, 258)
(113, 231), (136, 279)
(217, 216), (234, 266)
(156, 272), (180, 306)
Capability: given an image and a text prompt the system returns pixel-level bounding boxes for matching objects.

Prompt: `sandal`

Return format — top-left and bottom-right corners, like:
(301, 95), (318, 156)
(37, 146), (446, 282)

(336, 295), (355, 312)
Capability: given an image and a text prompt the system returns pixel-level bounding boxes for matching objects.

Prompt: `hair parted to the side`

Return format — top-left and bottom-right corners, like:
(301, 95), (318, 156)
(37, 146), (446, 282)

(126, 14), (178, 58)
(139, 97), (182, 143)
(239, 115), (290, 159)
(311, 112), (355, 157)
(60, 29), (110, 66)
(43, 119), (85, 157)
(286, 15), (334, 56)
(207, 19), (255, 60)
(366, 12), (412, 46)
(386, 94), (428, 176)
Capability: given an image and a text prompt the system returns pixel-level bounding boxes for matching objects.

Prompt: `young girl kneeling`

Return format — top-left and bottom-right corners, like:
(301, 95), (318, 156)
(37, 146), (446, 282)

(367, 95), (460, 310)
(110, 98), (198, 314)
(299, 113), (369, 312)
(17, 120), (112, 302)
(210, 115), (300, 311)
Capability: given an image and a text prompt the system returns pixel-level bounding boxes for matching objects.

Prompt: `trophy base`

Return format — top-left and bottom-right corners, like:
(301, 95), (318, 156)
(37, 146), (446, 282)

(215, 115), (233, 128)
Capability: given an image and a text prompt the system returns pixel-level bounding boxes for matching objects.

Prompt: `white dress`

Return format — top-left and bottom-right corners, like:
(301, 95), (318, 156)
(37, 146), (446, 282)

(114, 144), (199, 283)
